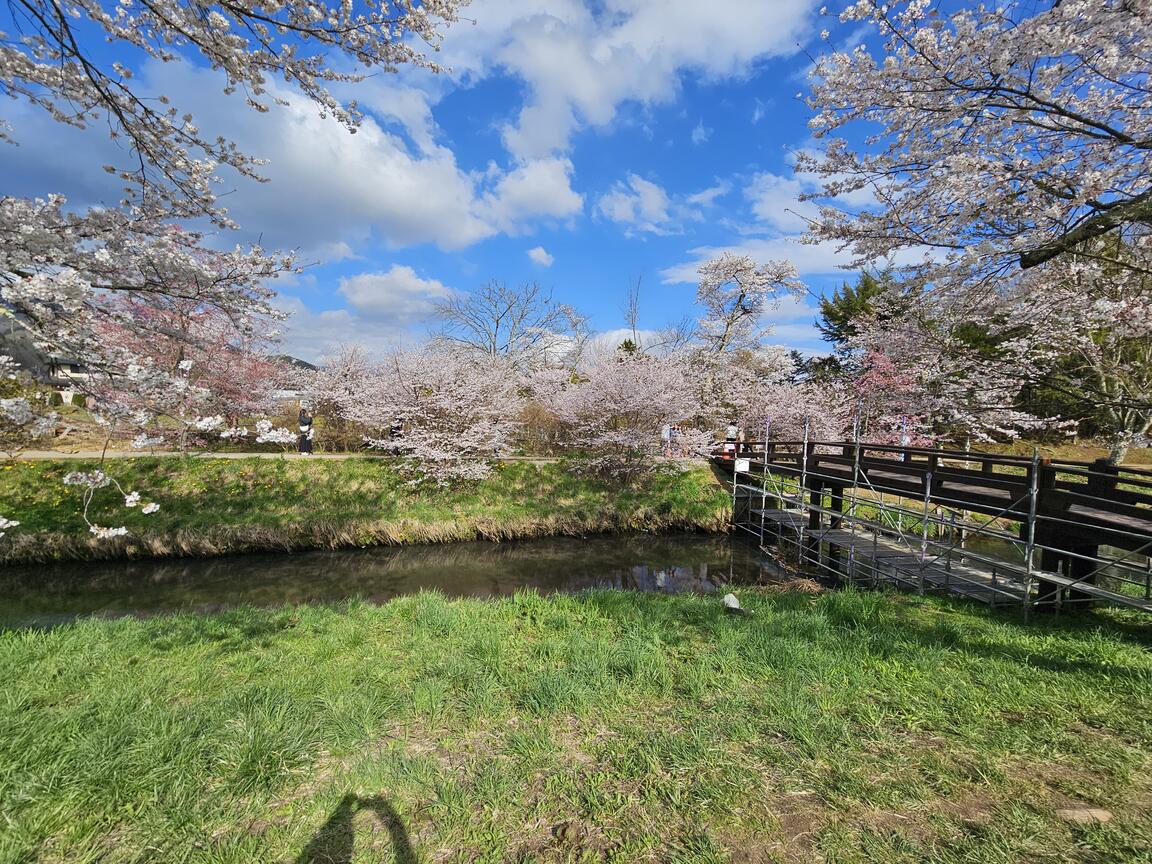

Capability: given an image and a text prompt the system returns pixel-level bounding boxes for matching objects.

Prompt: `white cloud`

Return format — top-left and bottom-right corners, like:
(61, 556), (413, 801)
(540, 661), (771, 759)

(657, 151), (909, 293)
(761, 295), (823, 351)
(444, 0), (817, 159)
(274, 296), (420, 363)
(660, 236), (859, 284)
(661, 236), (931, 286)
(273, 265), (456, 362)
(744, 172), (818, 233)
(691, 120), (712, 145)
(338, 265), (452, 320)
(482, 157), (584, 232)
(0, 62), (586, 259)
(686, 182), (731, 207)
(597, 174), (674, 234)
(596, 174), (731, 236)
(527, 246), (555, 267)
(586, 327), (666, 357)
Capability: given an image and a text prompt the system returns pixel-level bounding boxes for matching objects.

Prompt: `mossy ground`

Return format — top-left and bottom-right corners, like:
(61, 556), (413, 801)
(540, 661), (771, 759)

(1, 588), (1150, 863)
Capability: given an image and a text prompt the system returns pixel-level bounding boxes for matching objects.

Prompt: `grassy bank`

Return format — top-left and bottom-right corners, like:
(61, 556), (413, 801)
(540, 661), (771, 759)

(1, 588), (1150, 862)
(0, 458), (730, 564)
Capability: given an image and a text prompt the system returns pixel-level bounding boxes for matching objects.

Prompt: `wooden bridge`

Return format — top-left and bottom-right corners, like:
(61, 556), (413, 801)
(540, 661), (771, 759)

(716, 440), (1152, 617)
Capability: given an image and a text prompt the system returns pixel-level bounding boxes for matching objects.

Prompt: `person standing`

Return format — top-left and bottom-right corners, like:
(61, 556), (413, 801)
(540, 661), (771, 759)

(723, 420), (739, 460)
(298, 405), (314, 454)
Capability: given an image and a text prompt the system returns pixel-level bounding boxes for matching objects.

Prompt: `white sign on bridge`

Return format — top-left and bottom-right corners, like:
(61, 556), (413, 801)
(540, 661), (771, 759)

(734, 458), (751, 474)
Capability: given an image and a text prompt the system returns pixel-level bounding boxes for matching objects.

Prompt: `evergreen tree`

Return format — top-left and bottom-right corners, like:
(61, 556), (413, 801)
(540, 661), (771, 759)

(817, 270), (895, 349)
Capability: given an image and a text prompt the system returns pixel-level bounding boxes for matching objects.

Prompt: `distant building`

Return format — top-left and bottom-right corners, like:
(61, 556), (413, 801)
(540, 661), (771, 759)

(0, 318), (90, 403)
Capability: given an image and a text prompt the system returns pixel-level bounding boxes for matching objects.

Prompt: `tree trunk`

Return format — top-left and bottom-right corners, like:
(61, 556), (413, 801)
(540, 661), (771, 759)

(1107, 439), (1128, 466)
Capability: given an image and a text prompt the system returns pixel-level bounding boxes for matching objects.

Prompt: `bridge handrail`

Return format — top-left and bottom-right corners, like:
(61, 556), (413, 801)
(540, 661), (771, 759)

(723, 439), (1152, 509)
(735, 439), (1152, 487)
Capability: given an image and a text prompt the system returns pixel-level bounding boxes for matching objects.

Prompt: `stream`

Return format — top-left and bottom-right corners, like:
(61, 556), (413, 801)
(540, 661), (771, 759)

(0, 533), (778, 629)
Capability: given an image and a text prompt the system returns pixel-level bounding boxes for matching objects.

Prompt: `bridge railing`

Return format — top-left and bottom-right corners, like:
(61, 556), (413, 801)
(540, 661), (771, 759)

(715, 439), (1152, 615)
(725, 439), (1152, 509)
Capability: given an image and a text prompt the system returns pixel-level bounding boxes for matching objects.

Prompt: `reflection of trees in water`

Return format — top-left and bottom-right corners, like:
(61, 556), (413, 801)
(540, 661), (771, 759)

(0, 534), (765, 626)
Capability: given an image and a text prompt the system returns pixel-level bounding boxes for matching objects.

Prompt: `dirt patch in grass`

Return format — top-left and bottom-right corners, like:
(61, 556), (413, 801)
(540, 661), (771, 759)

(935, 791), (998, 827)
(758, 791), (827, 862)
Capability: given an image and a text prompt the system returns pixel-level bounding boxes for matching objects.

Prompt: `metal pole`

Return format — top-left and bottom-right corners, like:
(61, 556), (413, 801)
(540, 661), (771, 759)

(919, 472), (932, 595)
(946, 511), (956, 573)
(760, 416), (770, 547)
(1023, 448), (1041, 621)
(847, 406), (862, 586)
(731, 445), (740, 536)
(798, 416), (811, 565)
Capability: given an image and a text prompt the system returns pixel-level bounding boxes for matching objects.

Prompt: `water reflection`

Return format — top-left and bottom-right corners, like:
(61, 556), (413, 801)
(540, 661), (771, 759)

(0, 534), (769, 628)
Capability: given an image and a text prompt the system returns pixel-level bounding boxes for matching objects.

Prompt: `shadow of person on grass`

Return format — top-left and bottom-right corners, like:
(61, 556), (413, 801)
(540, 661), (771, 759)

(296, 794), (416, 864)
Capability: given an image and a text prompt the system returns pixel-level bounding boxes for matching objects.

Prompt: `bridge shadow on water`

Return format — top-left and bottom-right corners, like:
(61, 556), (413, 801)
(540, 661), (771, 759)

(296, 794), (416, 864)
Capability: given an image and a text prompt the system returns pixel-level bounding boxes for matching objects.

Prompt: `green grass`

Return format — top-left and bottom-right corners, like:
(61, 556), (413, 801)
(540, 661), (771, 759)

(1, 588), (1150, 863)
(0, 458), (731, 563)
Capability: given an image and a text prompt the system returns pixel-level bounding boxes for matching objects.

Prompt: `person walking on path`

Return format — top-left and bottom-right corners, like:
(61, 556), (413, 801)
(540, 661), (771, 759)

(298, 405), (314, 454)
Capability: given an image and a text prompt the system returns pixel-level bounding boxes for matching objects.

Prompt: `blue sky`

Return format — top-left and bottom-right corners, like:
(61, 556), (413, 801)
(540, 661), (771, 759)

(1, 0), (881, 362)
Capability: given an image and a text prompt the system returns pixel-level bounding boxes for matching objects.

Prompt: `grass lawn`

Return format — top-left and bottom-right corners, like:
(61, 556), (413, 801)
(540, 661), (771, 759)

(0, 458), (730, 563)
(1, 588), (1149, 863)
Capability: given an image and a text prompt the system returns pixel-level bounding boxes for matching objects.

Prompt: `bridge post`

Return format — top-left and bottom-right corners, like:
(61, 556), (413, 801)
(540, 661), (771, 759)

(829, 486), (845, 529)
(827, 485), (845, 578)
(1087, 458), (1119, 497)
(1031, 458), (1059, 607)
(806, 471), (823, 565)
(804, 442), (822, 566)
(1029, 458), (1100, 609)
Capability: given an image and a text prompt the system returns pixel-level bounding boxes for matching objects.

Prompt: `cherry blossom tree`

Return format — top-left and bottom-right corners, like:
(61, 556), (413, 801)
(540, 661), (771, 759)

(61, 469), (161, 539)
(337, 346), (523, 485)
(3, 0), (466, 379)
(545, 347), (705, 475)
(848, 310), (1053, 446)
(87, 289), (290, 448)
(693, 344), (797, 431)
(1001, 244), (1152, 463)
(734, 379), (847, 444)
(0, 355), (57, 460)
(696, 253), (805, 355)
(850, 346), (934, 446)
(2, 0), (466, 222)
(303, 345), (376, 452)
(804, 1), (1150, 457)
(803, 0), (1152, 292)
(0, 0), (467, 532)
(1, 200), (294, 440)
